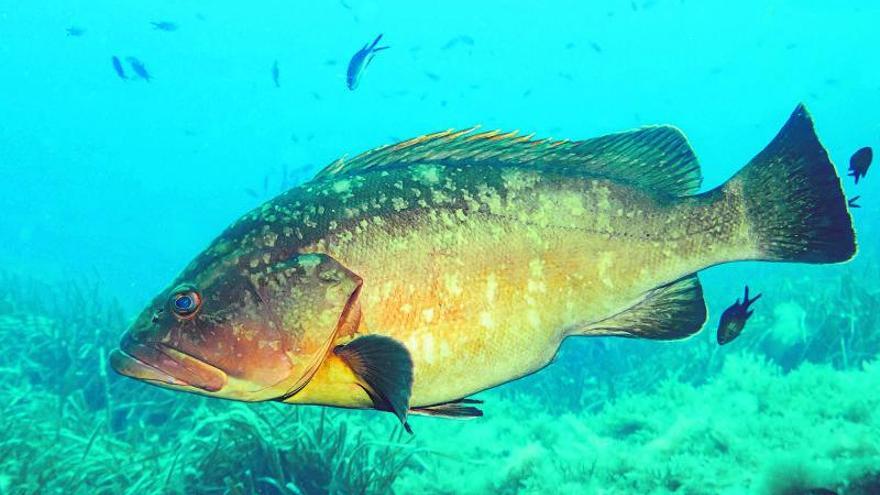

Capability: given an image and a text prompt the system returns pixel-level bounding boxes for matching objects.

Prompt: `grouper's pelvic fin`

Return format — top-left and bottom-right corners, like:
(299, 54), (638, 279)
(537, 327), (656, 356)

(725, 103), (857, 263)
(335, 334), (415, 433)
(575, 275), (707, 340)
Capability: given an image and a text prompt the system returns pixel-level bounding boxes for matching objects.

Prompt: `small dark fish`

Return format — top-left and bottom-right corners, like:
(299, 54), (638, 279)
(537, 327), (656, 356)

(424, 71), (441, 82)
(441, 35), (475, 50)
(66, 26), (85, 37)
(151, 21), (178, 32)
(111, 56), (127, 80)
(717, 286), (761, 345)
(126, 57), (151, 82)
(346, 34), (389, 90)
(848, 147), (872, 184)
(848, 196), (861, 208)
(271, 60), (280, 88)
(590, 42), (603, 53)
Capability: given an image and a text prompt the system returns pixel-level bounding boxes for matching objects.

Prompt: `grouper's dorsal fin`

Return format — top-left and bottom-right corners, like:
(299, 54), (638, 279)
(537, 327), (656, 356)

(576, 274), (707, 340)
(314, 125), (702, 197)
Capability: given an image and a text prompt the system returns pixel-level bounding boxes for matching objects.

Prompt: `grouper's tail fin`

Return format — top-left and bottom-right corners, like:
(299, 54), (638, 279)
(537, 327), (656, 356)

(728, 104), (856, 263)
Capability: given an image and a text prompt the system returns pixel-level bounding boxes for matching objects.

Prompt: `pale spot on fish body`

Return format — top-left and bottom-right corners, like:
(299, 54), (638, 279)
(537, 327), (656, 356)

(439, 340), (452, 359)
(444, 272), (463, 296)
(529, 258), (544, 278)
(597, 251), (615, 288)
(501, 169), (539, 191)
(391, 197), (408, 211)
(263, 231), (278, 248)
(422, 308), (435, 323)
(527, 279), (547, 293)
(406, 336), (420, 355)
(412, 164), (442, 185)
(561, 193), (586, 216)
(332, 179), (351, 194)
(527, 309), (542, 330)
(486, 273), (498, 303)
(479, 311), (495, 329)
(422, 334), (436, 364)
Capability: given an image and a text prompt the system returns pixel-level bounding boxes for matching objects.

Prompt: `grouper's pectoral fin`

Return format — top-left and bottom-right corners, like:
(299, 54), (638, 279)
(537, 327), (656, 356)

(410, 398), (484, 419)
(576, 274), (707, 340)
(335, 334), (415, 433)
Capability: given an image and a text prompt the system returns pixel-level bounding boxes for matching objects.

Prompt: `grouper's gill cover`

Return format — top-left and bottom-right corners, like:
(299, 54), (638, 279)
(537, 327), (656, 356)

(116, 252), (362, 401)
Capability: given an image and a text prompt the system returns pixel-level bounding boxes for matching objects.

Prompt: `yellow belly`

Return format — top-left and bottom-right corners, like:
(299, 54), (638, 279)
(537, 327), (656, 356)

(342, 218), (693, 406)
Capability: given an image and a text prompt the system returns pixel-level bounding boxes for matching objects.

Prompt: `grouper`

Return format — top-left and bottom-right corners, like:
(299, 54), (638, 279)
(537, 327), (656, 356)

(111, 105), (857, 430)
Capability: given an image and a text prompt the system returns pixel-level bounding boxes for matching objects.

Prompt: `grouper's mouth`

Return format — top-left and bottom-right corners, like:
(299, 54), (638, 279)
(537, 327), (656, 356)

(110, 337), (228, 392)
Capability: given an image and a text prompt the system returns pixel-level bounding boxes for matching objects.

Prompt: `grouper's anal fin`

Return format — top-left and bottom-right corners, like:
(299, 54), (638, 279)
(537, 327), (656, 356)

(335, 334), (415, 433)
(314, 125), (702, 197)
(576, 275), (707, 340)
(410, 398), (484, 419)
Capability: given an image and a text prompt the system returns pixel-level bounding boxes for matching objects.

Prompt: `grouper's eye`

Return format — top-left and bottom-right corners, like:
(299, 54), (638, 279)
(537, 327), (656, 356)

(169, 285), (202, 319)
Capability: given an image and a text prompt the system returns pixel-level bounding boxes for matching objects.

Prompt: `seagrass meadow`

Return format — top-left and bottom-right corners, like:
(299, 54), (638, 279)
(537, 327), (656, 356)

(2, 1), (879, 494)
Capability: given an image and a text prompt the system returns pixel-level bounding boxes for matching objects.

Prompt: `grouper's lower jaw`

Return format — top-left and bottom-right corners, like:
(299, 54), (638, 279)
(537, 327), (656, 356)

(110, 340), (228, 393)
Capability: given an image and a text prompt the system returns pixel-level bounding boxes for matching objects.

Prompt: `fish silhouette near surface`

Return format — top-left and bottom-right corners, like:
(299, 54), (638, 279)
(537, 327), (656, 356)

(111, 104), (856, 431)
(849, 146), (872, 184)
(66, 26), (85, 37)
(151, 21), (178, 32)
(272, 60), (280, 88)
(716, 286), (761, 345)
(126, 57), (151, 82)
(111, 56), (127, 80)
(346, 34), (388, 90)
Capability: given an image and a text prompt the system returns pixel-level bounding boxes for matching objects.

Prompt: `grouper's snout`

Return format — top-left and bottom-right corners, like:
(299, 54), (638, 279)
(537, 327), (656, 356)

(110, 334), (228, 392)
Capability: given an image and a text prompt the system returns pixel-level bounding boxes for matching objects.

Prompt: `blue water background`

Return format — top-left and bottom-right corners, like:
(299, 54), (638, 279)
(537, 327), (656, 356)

(1, 0), (877, 315)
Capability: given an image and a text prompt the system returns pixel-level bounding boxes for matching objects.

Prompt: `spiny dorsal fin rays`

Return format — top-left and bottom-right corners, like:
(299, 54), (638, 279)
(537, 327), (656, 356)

(313, 124), (702, 197)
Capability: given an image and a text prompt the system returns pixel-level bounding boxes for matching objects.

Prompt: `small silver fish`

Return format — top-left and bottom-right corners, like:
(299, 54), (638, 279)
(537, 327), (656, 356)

(346, 34), (389, 90)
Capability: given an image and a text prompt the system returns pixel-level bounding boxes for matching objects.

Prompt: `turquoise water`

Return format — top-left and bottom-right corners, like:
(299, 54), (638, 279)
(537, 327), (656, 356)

(1, 1), (879, 493)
